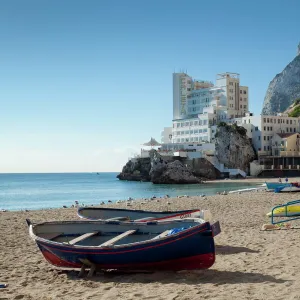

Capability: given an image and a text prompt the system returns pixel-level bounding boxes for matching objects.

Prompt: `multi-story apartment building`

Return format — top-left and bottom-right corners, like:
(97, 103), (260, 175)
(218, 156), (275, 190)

(232, 113), (300, 155)
(172, 72), (249, 144)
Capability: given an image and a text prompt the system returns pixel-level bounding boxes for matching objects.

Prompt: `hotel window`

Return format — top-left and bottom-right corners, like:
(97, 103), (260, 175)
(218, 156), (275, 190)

(258, 136), (261, 140)
(185, 131), (189, 134)
(240, 98), (242, 101)
(263, 118), (266, 123)
(267, 127), (269, 131)
(240, 90), (242, 94)
(290, 120), (292, 124)
(270, 127), (273, 131)
(264, 126), (266, 131)
(243, 91), (247, 94)
(194, 121), (198, 125)
(294, 128), (296, 132)
(267, 118), (269, 123)
(290, 128), (292, 132)
(190, 130), (193, 134)
(240, 105), (242, 108)
(264, 136), (266, 140)
(270, 119), (273, 123)
(244, 105), (247, 109)
(255, 127), (258, 131)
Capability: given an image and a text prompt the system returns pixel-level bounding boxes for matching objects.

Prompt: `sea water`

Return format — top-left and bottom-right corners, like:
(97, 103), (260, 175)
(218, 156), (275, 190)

(0, 173), (260, 211)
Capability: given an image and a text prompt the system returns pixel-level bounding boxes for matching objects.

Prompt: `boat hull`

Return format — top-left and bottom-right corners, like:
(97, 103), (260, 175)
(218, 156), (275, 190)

(266, 182), (300, 192)
(32, 222), (215, 271)
(267, 205), (300, 217)
(77, 207), (204, 222)
(265, 182), (290, 190)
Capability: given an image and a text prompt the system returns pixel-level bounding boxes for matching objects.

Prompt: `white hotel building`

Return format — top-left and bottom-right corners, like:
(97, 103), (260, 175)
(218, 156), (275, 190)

(171, 72), (249, 145)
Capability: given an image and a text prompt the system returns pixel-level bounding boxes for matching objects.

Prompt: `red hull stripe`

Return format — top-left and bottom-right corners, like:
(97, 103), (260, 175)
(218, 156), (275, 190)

(42, 248), (81, 268)
(41, 248), (215, 270)
(38, 226), (211, 255)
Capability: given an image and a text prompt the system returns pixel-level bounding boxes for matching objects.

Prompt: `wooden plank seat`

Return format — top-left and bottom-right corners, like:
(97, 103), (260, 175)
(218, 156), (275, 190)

(151, 230), (170, 240)
(99, 230), (136, 247)
(134, 217), (155, 222)
(39, 232), (64, 240)
(106, 217), (130, 222)
(68, 231), (99, 245)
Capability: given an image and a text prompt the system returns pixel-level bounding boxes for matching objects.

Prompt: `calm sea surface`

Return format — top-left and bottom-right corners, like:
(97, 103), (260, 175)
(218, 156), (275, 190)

(0, 173), (261, 211)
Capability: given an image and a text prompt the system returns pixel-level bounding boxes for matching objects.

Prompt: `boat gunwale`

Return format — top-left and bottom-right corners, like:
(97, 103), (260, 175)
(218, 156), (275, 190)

(77, 207), (201, 220)
(29, 220), (210, 250)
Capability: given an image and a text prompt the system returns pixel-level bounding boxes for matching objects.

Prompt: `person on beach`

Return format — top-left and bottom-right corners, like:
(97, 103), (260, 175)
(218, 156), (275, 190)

(278, 177), (282, 183)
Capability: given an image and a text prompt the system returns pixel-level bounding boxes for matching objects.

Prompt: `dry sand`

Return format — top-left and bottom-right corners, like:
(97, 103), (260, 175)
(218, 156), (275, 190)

(1, 182), (300, 299)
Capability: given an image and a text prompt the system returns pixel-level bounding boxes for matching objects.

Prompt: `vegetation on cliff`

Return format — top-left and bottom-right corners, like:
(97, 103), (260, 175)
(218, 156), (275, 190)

(287, 98), (300, 117)
(216, 122), (247, 137)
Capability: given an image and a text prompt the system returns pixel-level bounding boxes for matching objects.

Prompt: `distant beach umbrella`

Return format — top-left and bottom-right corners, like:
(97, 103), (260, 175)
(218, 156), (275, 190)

(142, 137), (162, 148)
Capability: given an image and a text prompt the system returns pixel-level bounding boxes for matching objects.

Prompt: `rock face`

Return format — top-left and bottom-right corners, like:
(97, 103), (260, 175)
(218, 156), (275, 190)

(117, 150), (205, 184)
(185, 158), (222, 179)
(215, 123), (256, 173)
(148, 150), (201, 184)
(262, 53), (300, 115)
(116, 157), (151, 181)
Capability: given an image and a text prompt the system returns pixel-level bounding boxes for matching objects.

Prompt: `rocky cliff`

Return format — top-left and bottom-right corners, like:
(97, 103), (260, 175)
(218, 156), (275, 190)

(215, 123), (256, 173)
(262, 53), (300, 115)
(117, 149), (220, 183)
(116, 157), (151, 182)
(148, 150), (201, 184)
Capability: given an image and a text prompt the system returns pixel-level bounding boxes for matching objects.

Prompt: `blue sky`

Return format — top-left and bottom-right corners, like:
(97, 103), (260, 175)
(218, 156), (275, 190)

(1, 0), (300, 172)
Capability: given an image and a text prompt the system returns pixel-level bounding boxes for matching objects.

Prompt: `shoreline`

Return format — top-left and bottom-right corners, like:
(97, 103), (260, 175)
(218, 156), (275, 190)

(3, 176), (300, 212)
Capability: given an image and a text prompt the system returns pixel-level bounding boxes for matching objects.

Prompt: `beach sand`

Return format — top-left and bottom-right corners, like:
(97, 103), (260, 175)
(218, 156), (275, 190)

(1, 184), (300, 299)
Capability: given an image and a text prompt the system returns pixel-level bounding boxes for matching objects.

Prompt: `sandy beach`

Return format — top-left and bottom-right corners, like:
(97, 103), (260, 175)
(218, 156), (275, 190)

(1, 182), (300, 299)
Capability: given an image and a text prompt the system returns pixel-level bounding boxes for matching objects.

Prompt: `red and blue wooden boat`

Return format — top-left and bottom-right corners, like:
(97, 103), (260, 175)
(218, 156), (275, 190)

(77, 207), (208, 222)
(27, 218), (216, 271)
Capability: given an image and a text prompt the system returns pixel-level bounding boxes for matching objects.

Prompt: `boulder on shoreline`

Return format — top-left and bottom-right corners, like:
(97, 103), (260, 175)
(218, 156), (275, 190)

(117, 150), (202, 184)
(149, 150), (201, 184)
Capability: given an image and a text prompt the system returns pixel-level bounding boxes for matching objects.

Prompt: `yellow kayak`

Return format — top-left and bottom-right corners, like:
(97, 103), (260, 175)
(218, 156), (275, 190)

(267, 205), (300, 217)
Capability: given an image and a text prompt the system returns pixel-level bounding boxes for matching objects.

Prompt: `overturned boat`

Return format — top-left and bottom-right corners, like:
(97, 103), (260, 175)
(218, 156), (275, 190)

(266, 182), (300, 192)
(77, 207), (210, 222)
(27, 218), (218, 272)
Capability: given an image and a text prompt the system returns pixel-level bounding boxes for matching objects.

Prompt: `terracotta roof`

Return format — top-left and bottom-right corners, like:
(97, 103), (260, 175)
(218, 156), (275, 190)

(276, 133), (298, 139)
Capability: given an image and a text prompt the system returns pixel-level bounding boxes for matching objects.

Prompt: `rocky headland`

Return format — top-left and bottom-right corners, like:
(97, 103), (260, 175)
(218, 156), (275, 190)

(262, 45), (300, 115)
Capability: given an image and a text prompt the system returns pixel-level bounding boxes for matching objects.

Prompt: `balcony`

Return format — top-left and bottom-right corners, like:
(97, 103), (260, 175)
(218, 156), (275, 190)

(257, 150), (272, 156)
(280, 151), (300, 157)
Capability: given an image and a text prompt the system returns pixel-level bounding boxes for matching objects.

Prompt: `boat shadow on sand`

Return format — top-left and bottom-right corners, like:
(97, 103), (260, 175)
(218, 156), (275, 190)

(62, 269), (287, 285)
(215, 245), (260, 255)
